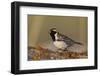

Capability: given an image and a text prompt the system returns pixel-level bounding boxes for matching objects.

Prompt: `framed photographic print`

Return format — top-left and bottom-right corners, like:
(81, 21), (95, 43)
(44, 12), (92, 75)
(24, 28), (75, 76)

(11, 1), (98, 74)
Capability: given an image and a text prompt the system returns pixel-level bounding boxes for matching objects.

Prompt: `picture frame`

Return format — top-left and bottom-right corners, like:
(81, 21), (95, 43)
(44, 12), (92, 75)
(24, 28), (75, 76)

(11, 1), (98, 74)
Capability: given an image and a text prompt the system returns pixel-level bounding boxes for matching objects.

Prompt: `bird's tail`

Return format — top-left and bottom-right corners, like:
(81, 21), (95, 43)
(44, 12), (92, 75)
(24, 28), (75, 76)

(75, 42), (83, 45)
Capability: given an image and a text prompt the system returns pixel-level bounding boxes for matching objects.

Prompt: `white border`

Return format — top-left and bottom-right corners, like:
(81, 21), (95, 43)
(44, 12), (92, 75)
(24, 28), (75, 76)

(20, 6), (94, 70)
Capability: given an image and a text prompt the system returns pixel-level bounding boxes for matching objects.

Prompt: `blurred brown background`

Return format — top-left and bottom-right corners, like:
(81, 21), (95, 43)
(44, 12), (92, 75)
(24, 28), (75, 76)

(28, 15), (88, 47)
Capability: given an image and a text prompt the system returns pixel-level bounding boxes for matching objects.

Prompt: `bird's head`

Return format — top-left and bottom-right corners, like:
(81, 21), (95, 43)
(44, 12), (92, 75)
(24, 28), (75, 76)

(49, 28), (57, 41)
(50, 28), (57, 34)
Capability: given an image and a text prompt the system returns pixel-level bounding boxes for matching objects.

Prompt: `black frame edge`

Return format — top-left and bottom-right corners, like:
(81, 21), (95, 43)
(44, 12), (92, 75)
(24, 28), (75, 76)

(94, 7), (98, 69)
(12, 66), (97, 75)
(11, 2), (20, 74)
(13, 1), (97, 10)
(11, 2), (16, 74)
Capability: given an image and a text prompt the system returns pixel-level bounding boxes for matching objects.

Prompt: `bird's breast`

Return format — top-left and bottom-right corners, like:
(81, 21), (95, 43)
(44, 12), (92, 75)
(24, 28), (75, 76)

(53, 41), (68, 50)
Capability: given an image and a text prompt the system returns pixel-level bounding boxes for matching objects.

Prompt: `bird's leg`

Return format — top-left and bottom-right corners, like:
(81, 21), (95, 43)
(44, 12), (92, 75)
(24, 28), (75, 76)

(57, 48), (69, 51)
(58, 48), (63, 51)
(63, 46), (71, 51)
(58, 48), (68, 51)
(64, 44), (73, 51)
(63, 48), (68, 51)
(57, 49), (63, 52)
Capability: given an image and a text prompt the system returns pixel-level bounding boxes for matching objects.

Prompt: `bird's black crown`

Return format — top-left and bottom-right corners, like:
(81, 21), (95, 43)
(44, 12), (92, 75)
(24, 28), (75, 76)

(50, 28), (56, 32)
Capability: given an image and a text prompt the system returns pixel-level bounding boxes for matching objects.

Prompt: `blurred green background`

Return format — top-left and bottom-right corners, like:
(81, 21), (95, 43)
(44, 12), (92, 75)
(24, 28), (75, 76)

(28, 15), (88, 47)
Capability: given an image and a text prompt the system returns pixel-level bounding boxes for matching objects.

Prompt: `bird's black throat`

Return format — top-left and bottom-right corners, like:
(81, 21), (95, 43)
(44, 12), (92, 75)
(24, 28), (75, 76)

(50, 31), (56, 41)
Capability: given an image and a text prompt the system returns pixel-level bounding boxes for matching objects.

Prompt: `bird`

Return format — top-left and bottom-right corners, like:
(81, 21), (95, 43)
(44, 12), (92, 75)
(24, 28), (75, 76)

(49, 28), (83, 51)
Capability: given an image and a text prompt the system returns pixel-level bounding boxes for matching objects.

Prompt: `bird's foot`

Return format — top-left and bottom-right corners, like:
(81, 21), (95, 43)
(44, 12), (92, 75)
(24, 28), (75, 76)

(57, 49), (62, 52)
(63, 48), (69, 51)
(58, 48), (68, 52)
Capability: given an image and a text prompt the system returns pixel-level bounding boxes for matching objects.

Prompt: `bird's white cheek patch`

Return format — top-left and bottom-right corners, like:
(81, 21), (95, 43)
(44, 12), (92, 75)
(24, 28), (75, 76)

(53, 41), (68, 50)
(55, 33), (58, 40)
